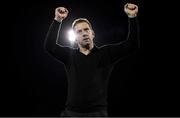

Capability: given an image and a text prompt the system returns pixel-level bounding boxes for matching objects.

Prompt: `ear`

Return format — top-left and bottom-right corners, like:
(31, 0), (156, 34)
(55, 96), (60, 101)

(92, 30), (95, 39)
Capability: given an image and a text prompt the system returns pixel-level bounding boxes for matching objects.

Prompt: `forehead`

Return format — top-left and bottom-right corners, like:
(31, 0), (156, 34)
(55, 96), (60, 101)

(74, 22), (90, 31)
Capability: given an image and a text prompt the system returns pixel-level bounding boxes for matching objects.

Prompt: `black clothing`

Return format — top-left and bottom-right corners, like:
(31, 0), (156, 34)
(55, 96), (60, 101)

(44, 18), (139, 113)
(60, 108), (108, 117)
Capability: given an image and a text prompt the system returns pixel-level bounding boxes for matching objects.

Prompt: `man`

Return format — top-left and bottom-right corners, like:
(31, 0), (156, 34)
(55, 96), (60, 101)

(45, 3), (139, 117)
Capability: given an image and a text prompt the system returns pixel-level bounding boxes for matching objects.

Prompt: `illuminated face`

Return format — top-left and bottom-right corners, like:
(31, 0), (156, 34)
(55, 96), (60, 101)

(74, 22), (95, 49)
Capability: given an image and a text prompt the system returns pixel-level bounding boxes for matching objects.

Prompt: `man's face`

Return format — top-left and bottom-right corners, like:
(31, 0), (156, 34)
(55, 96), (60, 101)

(74, 22), (95, 49)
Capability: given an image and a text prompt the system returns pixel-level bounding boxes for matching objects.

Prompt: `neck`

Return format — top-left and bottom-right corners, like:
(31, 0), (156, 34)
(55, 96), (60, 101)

(79, 44), (94, 55)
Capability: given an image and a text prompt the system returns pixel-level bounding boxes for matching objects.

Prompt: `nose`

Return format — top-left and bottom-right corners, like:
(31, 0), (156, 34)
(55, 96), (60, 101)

(82, 31), (88, 37)
(83, 34), (88, 37)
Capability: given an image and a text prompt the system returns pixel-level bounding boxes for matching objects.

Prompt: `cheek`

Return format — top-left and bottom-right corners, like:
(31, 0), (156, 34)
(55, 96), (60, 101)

(76, 37), (82, 43)
(76, 34), (82, 38)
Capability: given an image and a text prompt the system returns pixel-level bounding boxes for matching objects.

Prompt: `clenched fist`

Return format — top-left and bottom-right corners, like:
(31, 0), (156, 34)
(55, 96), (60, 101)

(124, 3), (138, 18)
(54, 7), (69, 22)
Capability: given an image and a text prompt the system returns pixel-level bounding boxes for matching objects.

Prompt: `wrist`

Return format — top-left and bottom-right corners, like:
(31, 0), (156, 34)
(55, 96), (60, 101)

(127, 14), (137, 18)
(54, 17), (63, 22)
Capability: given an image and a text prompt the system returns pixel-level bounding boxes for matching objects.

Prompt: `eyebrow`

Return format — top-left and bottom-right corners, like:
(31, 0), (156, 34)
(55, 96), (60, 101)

(77, 27), (90, 32)
(84, 28), (89, 30)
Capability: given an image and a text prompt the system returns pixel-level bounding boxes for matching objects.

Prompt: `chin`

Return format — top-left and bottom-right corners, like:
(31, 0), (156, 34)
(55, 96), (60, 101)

(84, 44), (90, 49)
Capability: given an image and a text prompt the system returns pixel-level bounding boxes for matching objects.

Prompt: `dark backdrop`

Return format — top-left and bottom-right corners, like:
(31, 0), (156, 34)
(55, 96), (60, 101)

(1, 0), (179, 117)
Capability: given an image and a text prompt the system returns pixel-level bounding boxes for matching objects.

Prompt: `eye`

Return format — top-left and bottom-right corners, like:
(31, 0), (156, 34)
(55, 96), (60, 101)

(77, 30), (82, 34)
(84, 28), (89, 31)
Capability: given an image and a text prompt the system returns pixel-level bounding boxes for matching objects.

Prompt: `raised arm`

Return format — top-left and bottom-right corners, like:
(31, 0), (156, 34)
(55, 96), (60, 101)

(101, 3), (140, 64)
(44, 7), (73, 66)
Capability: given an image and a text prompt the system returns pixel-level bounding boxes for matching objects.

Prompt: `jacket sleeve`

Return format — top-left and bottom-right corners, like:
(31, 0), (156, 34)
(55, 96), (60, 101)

(100, 17), (140, 64)
(44, 20), (74, 66)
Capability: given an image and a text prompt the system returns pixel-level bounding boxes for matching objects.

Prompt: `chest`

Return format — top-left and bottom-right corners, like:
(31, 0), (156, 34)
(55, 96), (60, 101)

(74, 52), (100, 69)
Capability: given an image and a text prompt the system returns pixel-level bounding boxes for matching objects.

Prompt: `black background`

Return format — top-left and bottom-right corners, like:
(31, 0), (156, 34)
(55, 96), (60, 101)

(1, 0), (179, 117)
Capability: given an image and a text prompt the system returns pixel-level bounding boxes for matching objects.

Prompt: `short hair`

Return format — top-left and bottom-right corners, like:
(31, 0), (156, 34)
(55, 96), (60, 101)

(72, 18), (93, 30)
